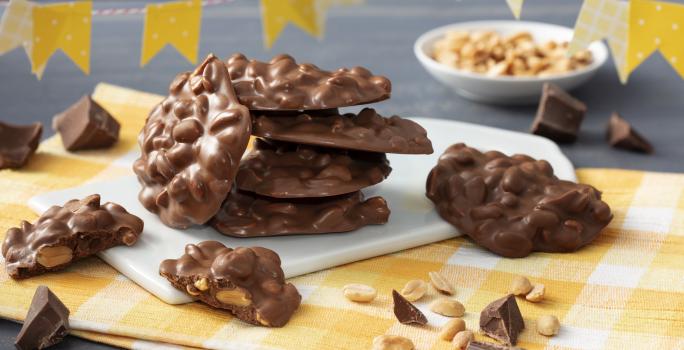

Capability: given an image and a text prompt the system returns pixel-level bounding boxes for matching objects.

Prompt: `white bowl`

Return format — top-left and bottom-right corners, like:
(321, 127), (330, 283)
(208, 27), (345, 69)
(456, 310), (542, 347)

(414, 20), (608, 105)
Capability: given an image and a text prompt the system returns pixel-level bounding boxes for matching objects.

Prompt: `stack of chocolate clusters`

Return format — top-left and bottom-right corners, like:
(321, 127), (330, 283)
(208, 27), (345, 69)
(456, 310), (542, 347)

(134, 53), (433, 237)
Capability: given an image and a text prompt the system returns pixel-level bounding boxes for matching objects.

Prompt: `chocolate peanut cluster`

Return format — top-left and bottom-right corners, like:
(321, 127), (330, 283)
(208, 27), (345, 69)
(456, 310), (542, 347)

(2, 194), (143, 279)
(426, 143), (612, 258)
(159, 241), (301, 327)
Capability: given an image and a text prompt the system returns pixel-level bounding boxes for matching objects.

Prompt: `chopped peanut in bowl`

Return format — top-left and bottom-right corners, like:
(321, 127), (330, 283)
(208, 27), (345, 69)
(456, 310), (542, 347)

(432, 30), (593, 77)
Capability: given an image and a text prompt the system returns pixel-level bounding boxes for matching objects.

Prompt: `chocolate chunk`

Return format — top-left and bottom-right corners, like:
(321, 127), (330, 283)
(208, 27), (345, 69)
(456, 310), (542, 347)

(133, 54), (252, 228)
(159, 241), (301, 327)
(236, 139), (391, 198)
(15, 286), (70, 350)
(210, 190), (390, 237)
(225, 53), (391, 110)
(392, 290), (427, 325)
(606, 112), (653, 153)
(52, 95), (120, 151)
(480, 294), (524, 346)
(426, 143), (612, 258)
(252, 108), (434, 154)
(467, 341), (524, 350)
(2, 194), (143, 279)
(530, 83), (586, 143)
(0, 121), (42, 170)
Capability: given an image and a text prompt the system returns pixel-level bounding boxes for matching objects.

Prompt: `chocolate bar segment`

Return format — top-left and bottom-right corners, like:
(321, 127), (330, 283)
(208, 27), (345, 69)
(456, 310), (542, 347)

(392, 289), (427, 325)
(159, 241), (301, 327)
(2, 194), (143, 279)
(0, 121), (42, 170)
(467, 341), (523, 350)
(236, 139), (391, 198)
(225, 53), (391, 110)
(480, 294), (524, 346)
(426, 143), (612, 258)
(252, 108), (433, 154)
(133, 54), (252, 228)
(210, 190), (390, 237)
(530, 83), (586, 143)
(15, 286), (70, 350)
(606, 112), (653, 153)
(52, 95), (120, 151)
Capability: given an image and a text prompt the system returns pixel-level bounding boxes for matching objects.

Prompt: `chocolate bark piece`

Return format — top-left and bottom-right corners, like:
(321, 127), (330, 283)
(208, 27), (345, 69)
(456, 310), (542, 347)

(159, 241), (301, 327)
(530, 83), (586, 143)
(2, 194), (143, 279)
(252, 108), (434, 154)
(15, 286), (70, 350)
(480, 294), (524, 346)
(225, 53), (391, 110)
(426, 143), (612, 258)
(236, 139), (391, 198)
(210, 190), (390, 237)
(0, 121), (42, 170)
(606, 112), (653, 153)
(467, 341), (524, 350)
(133, 54), (251, 229)
(392, 289), (427, 325)
(52, 95), (120, 151)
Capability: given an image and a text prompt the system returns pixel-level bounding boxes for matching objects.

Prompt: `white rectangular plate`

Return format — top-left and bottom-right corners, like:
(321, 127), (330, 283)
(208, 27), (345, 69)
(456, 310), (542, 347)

(28, 118), (575, 304)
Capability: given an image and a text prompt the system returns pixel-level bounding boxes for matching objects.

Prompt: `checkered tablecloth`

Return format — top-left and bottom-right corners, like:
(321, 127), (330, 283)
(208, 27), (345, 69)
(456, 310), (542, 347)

(0, 83), (682, 350)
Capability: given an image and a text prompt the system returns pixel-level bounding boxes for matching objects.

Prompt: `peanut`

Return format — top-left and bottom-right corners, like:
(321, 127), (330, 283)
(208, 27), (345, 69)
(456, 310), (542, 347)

(372, 335), (414, 350)
(536, 315), (560, 336)
(342, 283), (377, 303)
(36, 246), (73, 268)
(526, 283), (545, 302)
(429, 271), (455, 295)
(438, 318), (466, 341)
(215, 289), (251, 306)
(452, 330), (474, 350)
(194, 277), (209, 291)
(510, 276), (533, 296)
(400, 279), (428, 302)
(430, 298), (465, 317)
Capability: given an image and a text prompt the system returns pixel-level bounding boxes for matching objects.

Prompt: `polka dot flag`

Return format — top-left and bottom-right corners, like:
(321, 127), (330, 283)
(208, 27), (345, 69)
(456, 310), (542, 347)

(260, 0), (321, 48)
(140, 0), (202, 67)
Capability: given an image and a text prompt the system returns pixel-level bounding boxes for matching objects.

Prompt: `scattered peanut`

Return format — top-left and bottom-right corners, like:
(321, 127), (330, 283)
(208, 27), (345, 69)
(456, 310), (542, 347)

(36, 246), (73, 268)
(429, 271), (455, 295)
(510, 275), (533, 296)
(343, 283), (377, 303)
(432, 30), (593, 77)
(400, 279), (428, 302)
(372, 335), (415, 350)
(430, 298), (465, 317)
(526, 283), (545, 302)
(452, 330), (474, 350)
(438, 318), (466, 341)
(536, 315), (560, 336)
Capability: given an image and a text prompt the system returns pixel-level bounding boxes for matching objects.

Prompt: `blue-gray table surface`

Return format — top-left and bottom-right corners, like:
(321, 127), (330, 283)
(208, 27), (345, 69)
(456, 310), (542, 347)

(1, 0), (683, 349)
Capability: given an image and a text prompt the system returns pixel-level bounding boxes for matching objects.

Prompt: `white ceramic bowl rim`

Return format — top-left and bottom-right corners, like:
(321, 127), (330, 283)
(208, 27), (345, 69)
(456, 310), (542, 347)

(414, 20), (609, 83)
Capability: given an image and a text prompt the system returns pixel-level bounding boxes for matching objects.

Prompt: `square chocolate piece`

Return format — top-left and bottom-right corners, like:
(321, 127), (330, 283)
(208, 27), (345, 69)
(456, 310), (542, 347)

(52, 95), (120, 151)
(15, 286), (70, 350)
(606, 112), (653, 153)
(480, 294), (525, 345)
(530, 83), (586, 143)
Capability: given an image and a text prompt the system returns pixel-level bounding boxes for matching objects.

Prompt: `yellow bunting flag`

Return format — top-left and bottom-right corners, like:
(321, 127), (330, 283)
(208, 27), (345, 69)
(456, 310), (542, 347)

(260, 0), (321, 48)
(0, 0), (46, 77)
(506, 0), (524, 19)
(627, 0), (684, 79)
(568, 0), (629, 83)
(32, 1), (92, 78)
(141, 0), (202, 67)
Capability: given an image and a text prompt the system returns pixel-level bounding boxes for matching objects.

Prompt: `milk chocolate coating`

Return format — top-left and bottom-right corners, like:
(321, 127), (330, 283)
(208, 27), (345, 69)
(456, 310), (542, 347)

(426, 143), (612, 258)
(252, 108), (434, 154)
(52, 95), (120, 151)
(15, 286), (70, 350)
(210, 190), (390, 237)
(225, 53), (391, 110)
(2, 194), (143, 279)
(133, 54), (251, 228)
(236, 139), (391, 198)
(0, 121), (42, 170)
(479, 294), (524, 346)
(606, 112), (653, 153)
(159, 241), (301, 327)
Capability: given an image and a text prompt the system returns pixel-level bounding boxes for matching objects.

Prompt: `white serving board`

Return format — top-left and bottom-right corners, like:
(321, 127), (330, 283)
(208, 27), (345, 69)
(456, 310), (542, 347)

(28, 118), (575, 304)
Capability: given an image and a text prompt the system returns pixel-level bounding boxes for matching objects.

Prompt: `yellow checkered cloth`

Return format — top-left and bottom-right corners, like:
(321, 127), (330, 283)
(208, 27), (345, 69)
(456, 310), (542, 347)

(1, 83), (683, 350)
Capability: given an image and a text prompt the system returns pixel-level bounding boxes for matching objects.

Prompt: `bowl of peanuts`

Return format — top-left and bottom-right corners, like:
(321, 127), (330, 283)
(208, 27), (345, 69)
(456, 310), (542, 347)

(414, 20), (608, 104)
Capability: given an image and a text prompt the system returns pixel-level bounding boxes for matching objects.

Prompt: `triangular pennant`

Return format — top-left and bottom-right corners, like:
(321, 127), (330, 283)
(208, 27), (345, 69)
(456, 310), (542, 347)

(506, 0), (524, 19)
(260, 0), (321, 48)
(141, 0), (202, 67)
(0, 0), (46, 77)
